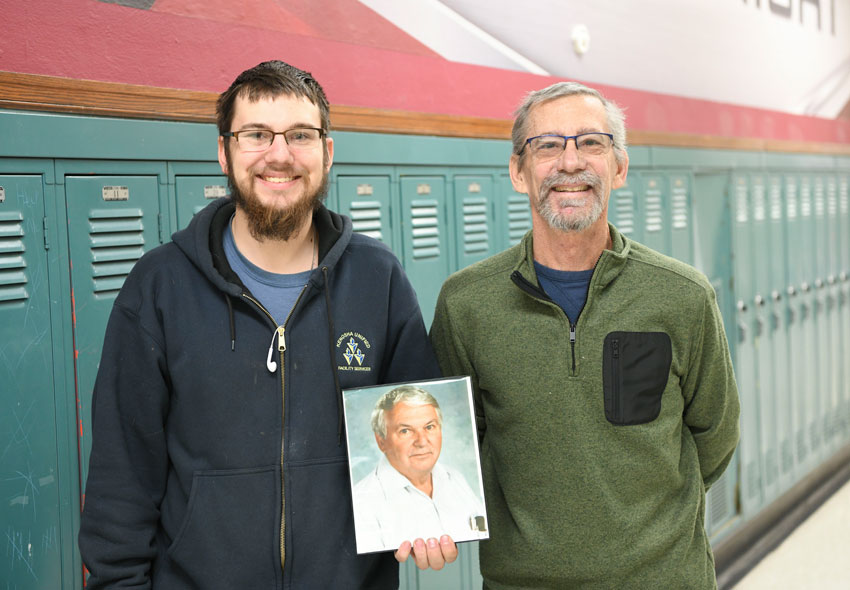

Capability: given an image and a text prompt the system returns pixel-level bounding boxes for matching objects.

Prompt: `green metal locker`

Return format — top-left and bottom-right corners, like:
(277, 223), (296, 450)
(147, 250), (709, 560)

(0, 173), (65, 589)
(749, 173), (780, 502)
(838, 173), (850, 444)
(731, 174), (764, 515)
(336, 175), (395, 251)
(609, 173), (641, 242)
(495, 175), (531, 251)
(669, 174), (693, 264)
(766, 174), (795, 492)
(61, 166), (167, 489)
(453, 175), (495, 271)
(399, 176), (449, 327)
(640, 174), (668, 256)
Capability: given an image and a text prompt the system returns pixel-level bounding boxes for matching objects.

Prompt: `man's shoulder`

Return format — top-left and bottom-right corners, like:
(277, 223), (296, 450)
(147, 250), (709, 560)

(625, 239), (713, 295)
(440, 244), (522, 301)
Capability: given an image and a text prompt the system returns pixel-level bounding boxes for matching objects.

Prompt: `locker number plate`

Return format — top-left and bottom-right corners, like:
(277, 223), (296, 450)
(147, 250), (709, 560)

(204, 185), (227, 199)
(102, 186), (129, 201)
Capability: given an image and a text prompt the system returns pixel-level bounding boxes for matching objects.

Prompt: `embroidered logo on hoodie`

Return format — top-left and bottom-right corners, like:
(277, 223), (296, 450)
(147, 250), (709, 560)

(336, 332), (372, 372)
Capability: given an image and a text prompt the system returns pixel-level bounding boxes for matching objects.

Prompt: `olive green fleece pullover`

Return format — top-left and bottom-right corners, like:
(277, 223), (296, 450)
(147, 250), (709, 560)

(430, 224), (740, 590)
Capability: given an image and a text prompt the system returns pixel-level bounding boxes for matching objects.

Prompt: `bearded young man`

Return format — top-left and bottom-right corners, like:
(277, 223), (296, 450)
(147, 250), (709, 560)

(430, 82), (740, 589)
(79, 61), (452, 590)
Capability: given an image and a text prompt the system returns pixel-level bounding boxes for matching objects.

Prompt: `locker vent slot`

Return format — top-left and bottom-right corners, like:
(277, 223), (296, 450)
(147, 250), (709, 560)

(410, 199), (440, 259)
(0, 212), (28, 304)
(826, 178), (837, 216)
(800, 182), (812, 217)
(88, 208), (146, 295)
(840, 177), (848, 214)
(769, 179), (783, 220)
(614, 190), (635, 235)
(462, 197), (489, 255)
(752, 180), (766, 221)
(349, 201), (384, 241)
(708, 470), (730, 527)
(813, 179), (825, 217)
(671, 185), (688, 230)
(735, 181), (748, 223)
(644, 187), (663, 232)
(507, 196), (531, 245)
(785, 181), (798, 219)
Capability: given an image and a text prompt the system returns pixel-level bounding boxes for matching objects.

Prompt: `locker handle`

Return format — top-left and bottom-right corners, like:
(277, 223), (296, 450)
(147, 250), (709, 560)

(815, 279), (824, 289)
(771, 290), (781, 302)
(801, 282), (810, 292)
(754, 294), (765, 307)
(827, 275), (835, 285)
(840, 271), (848, 282)
(737, 300), (748, 312)
(787, 286), (797, 297)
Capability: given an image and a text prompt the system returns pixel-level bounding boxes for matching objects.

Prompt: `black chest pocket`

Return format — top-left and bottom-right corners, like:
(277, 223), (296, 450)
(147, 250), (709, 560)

(602, 331), (672, 425)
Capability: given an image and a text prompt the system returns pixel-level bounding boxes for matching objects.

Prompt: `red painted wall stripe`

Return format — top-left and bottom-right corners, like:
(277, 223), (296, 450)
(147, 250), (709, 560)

(3, 0), (848, 144)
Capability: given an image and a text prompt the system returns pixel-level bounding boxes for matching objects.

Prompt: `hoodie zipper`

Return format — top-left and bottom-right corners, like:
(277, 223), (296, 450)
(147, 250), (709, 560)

(243, 285), (309, 575)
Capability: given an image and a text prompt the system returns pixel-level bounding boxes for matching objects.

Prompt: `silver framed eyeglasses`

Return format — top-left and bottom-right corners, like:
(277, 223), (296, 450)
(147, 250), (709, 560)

(222, 127), (325, 152)
(521, 132), (614, 160)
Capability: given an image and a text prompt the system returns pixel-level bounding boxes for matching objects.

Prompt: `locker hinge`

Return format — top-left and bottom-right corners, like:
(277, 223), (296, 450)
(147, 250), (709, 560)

(43, 217), (50, 250)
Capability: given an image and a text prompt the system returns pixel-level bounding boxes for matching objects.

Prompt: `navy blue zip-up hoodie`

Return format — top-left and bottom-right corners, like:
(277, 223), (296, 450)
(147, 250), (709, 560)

(79, 198), (441, 589)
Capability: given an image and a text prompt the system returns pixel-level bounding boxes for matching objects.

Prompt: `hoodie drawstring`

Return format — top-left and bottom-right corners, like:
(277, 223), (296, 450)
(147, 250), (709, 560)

(322, 267), (345, 445)
(224, 294), (236, 351)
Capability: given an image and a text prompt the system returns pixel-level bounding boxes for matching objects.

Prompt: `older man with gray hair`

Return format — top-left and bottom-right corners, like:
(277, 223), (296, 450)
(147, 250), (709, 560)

(352, 385), (487, 555)
(430, 81), (740, 588)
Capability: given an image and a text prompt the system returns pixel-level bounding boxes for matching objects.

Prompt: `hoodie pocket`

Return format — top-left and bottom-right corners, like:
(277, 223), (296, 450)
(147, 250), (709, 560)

(602, 331), (672, 425)
(166, 467), (279, 588)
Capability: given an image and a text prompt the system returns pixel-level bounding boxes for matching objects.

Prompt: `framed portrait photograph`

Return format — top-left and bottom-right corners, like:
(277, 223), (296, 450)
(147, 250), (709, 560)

(343, 376), (489, 554)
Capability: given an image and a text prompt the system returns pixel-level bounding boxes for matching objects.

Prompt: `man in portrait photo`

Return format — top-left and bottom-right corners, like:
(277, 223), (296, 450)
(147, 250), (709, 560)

(351, 384), (488, 553)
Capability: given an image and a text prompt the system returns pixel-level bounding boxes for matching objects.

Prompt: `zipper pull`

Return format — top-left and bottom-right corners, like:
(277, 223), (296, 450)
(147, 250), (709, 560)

(570, 323), (576, 344)
(266, 326), (285, 373)
(277, 326), (286, 352)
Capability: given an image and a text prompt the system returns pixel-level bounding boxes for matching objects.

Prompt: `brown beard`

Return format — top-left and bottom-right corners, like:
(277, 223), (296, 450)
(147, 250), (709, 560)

(226, 151), (329, 242)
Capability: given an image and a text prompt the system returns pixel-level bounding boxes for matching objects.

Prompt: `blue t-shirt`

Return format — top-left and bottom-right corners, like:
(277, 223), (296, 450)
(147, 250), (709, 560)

(223, 221), (311, 325)
(533, 261), (594, 325)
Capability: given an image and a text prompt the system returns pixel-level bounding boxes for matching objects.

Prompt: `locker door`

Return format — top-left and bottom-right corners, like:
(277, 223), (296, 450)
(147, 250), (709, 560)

(838, 174), (850, 444)
(824, 175), (845, 446)
(750, 174), (779, 502)
(399, 176), (449, 327)
(641, 174), (667, 255)
(731, 175), (763, 514)
(766, 175), (794, 491)
(496, 175), (531, 251)
(610, 173), (641, 242)
(669, 174), (692, 264)
(811, 176), (834, 451)
(0, 175), (63, 590)
(175, 175), (228, 230)
(453, 176), (495, 270)
(65, 175), (163, 486)
(337, 176), (394, 251)
(797, 174), (822, 464)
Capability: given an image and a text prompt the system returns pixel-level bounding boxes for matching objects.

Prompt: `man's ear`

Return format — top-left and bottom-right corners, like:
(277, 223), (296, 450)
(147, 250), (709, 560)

(509, 154), (529, 195)
(611, 151), (629, 191)
(217, 136), (229, 175)
(375, 433), (386, 453)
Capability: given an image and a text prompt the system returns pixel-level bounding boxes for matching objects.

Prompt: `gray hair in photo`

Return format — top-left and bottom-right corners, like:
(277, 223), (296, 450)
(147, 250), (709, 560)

(511, 81), (628, 165)
(370, 385), (443, 439)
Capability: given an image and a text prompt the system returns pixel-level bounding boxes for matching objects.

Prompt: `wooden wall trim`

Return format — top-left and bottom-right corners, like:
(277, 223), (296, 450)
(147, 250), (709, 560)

(2, 71), (849, 156)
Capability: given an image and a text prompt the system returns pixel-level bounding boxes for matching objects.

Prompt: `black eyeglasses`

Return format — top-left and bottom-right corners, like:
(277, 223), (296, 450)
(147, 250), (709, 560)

(520, 132), (614, 160)
(222, 127), (326, 152)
